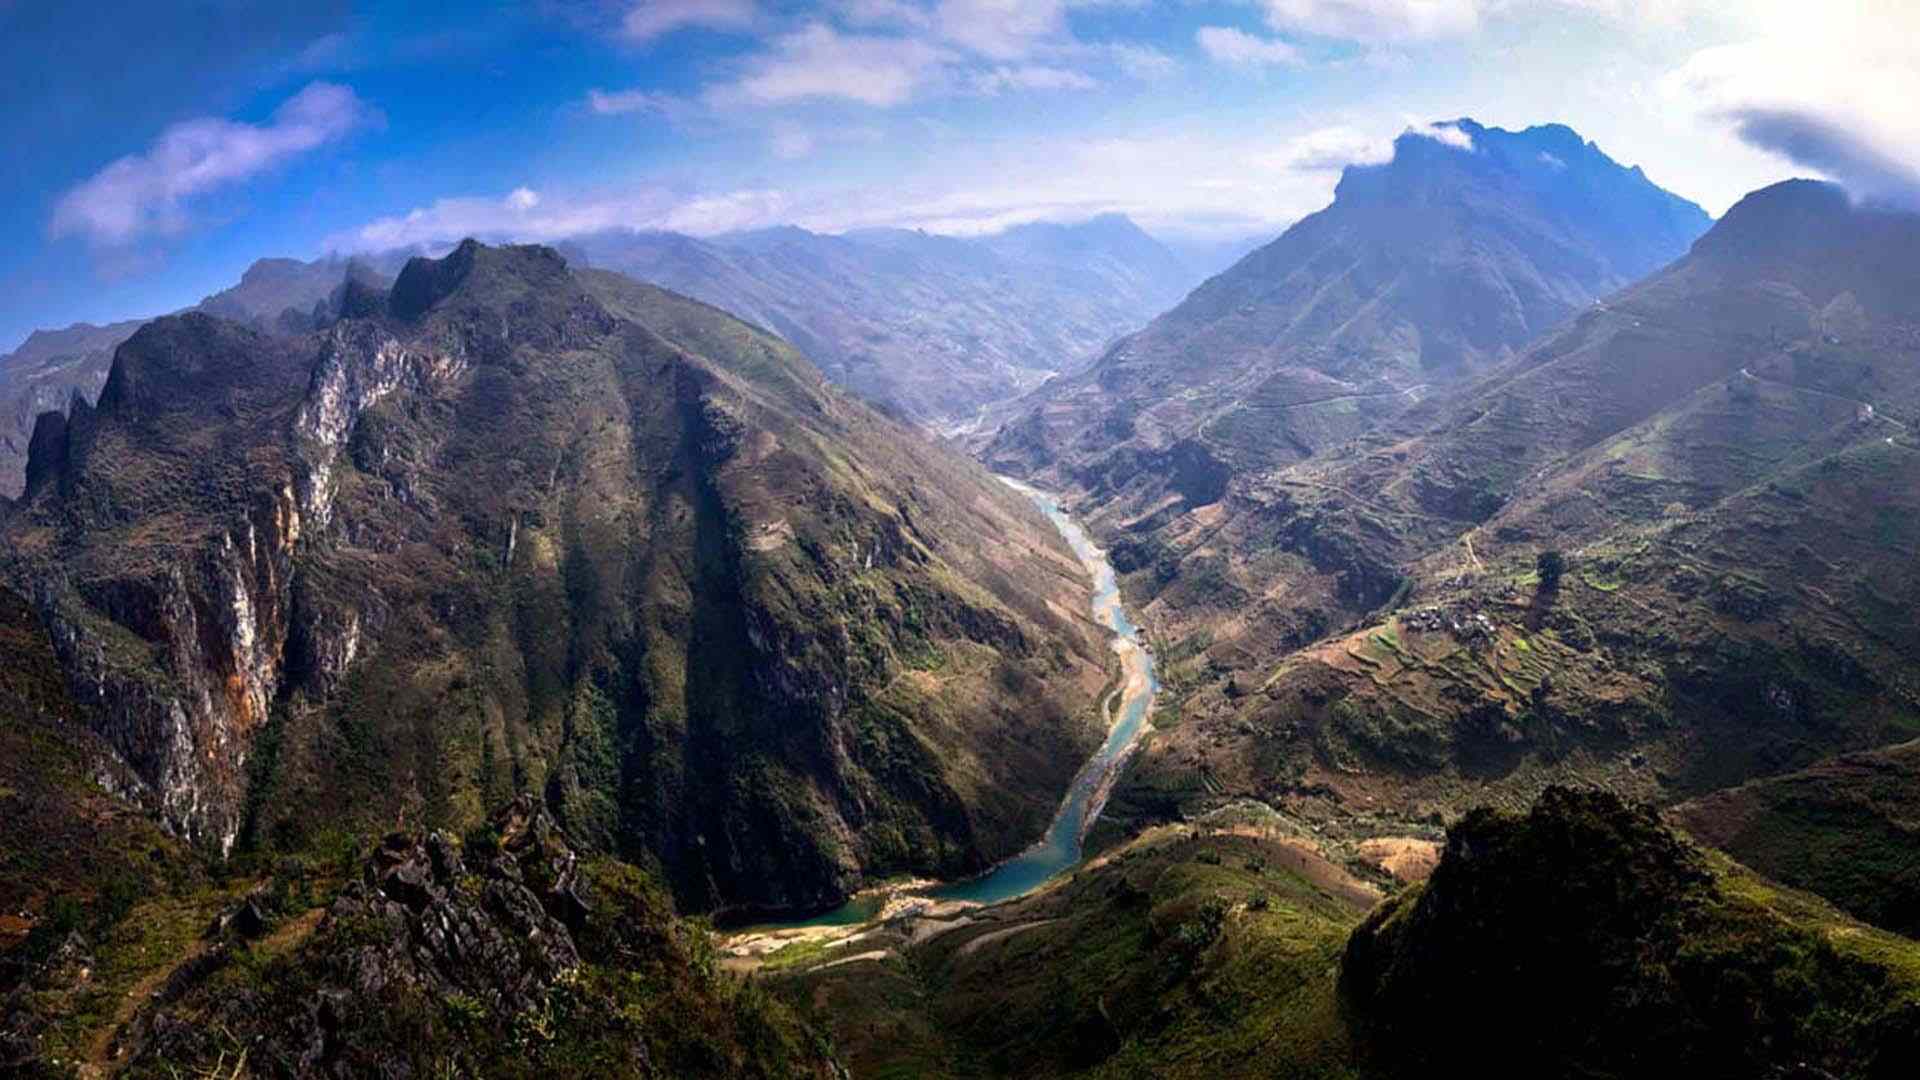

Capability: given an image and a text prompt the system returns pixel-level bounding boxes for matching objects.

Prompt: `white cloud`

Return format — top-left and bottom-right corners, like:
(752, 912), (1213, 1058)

(1196, 26), (1304, 66)
(50, 81), (376, 246)
(1254, 125), (1395, 171)
(1661, 1), (1920, 206)
(328, 184), (796, 251)
(833, 0), (932, 29)
(973, 65), (1098, 94)
(1257, 0), (1486, 41)
(621, 0), (757, 44)
(766, 121), (885, 160)
(289, 32), (353, 73)
(935, 0), (1066, 59)
(771, 127), (816, 159)
(1101, 42), (1178, 80)
(711, 23), (949, 107)
(1405, 119), (1474, 150)
(585, 88), (683, 116)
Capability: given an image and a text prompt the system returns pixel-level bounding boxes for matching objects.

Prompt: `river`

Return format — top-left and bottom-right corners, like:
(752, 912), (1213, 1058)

(782, 479), (1158, 925)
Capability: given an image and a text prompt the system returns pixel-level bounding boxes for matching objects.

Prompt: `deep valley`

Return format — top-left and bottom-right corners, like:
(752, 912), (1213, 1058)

(5, 14), (1920, 1075)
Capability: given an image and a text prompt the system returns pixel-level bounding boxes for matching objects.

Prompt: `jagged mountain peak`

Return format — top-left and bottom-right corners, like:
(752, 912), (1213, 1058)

(985, 116), (1715, 508)
(388, 238), (575, 321)
(95, 312), (289, 416)
(1334, 118), (1709, 246)
(4, 250), (1111, 913)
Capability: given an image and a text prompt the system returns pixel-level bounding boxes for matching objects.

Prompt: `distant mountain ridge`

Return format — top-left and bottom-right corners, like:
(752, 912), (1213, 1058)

(1, 213), (1209, 499)
(567, 213), (1201, 425)
(0, 253), (404, 498)
(984, 119), (1712, 513)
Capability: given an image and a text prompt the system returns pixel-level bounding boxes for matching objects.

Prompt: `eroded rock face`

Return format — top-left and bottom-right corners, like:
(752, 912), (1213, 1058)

(3, 242), (1108, 918)
(293, 319), (469, 531)
(323, 800), (584, 1018)
(115, 797), (842, 1079)
(21, 327), (310, 850)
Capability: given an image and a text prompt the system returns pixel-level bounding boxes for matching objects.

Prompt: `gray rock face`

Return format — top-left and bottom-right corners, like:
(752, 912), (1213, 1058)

(329, 810), (582, 1015)
(130, 798), (616, 1078)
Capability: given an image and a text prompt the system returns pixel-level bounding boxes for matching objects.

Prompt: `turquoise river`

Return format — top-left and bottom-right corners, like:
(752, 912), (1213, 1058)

(785, 479), (1159, 925)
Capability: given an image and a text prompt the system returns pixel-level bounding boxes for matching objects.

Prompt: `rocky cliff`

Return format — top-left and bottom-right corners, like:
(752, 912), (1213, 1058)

(3, 240), (1110, 916)
(0, 255), (400, 499)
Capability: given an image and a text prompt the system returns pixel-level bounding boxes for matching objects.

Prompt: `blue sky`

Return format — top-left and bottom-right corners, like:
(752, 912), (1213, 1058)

(4, 0), (1915, 352)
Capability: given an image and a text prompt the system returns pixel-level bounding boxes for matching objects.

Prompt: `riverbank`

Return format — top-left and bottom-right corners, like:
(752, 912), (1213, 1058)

(729, 479), (1158, 935)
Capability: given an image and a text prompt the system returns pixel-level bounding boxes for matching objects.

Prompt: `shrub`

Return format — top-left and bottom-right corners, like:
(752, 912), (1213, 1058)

(1537, 550), (1567, 592)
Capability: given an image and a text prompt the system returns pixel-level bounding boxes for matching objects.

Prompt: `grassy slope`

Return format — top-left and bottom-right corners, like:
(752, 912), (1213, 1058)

(772, 805), (1380, 1078)
(1097, 182), (1920, 854)
(1671, 739), (1920, 939)
(1345, 788), (1920, 1078)
(768, 790), (1920, 1078)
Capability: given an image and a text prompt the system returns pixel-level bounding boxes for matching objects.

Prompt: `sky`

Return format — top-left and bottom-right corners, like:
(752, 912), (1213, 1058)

(3, 0), (1917, 352)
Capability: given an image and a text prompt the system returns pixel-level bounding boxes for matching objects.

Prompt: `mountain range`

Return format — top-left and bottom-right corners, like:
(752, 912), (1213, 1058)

(5, 112), (1920, 1079)
(565, 212), (1200, 425)
(0, 255), (406, 499)
(1099, 177), (1920, 908)
(983, 120), (1713, 513)
(0, 213), (1208, 503)
(2, 240), (1113, 919)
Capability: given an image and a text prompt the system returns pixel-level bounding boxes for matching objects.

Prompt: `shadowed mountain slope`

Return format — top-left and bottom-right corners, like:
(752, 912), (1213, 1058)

(1087, 180), (1920, 859)
(763, 790), (1920, 1078)
(1672, 738), (1920, 939)
(3, 240), (1111, 918)
(0, 255), (404, 498)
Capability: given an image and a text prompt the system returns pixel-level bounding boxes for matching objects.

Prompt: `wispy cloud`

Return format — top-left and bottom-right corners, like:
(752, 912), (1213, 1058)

(1196, 26), (1303, 67)
(835, 0), (934, 30)
(934, 0), (1068, 60)
(50, 81), (377, 247)
(585, 88), (686, 117)
(1406, 119), (1474, 150)
(621, 0), (758, 44)
(1254, 125), (1394, 170)
(1662, 4), (1920, 207)
(328, 184), (796, 251)
(331, 111), (1458, 257)
(1100, 42), (1178, 80)
(709, 23), (950, 107)
(1255, 0), (1485, 42)
(972, 64), (1098, 94)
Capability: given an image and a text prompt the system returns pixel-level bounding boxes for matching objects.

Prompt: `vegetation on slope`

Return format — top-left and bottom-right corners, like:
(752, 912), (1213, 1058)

(115, 799), (841, 1079)
(771, 804), (1376, 1079)
(1094, 180), (1920, 857)
(766, 790), (1920, 1078)
(1345, 787), (1920, 1078)
(4, 240), (1110, 920)
(1672, 739), (1920, 939)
